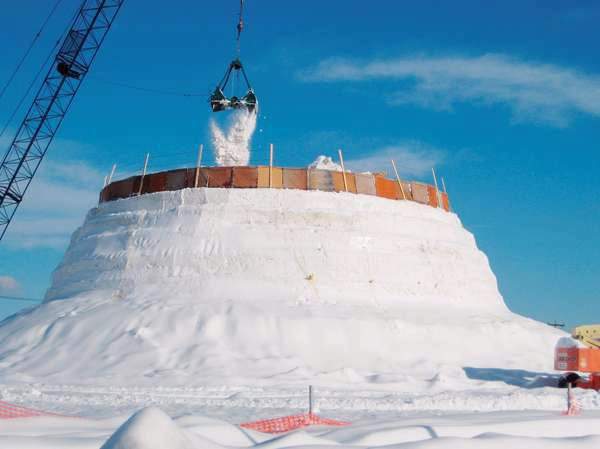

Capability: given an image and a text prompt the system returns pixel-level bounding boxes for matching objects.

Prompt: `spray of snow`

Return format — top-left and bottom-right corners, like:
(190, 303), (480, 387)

(210, 110), (256, 166)
(309, 155), (343, 171)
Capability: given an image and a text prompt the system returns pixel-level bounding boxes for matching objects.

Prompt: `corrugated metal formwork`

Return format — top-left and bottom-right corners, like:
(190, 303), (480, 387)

(355, 173), (376, 195)
(207, 167), (233, 188)
(257, 166), (283, 188)
(427, 185), (439, 208)
(441, 192), (450, 211)
(375, 176), (400, 200)
(165, 169), (187, 190)
(233, 167), (259, 188)
(411, 182), (429, 205)
(283, 168), (308, 190)
(308, 169), (334, 191)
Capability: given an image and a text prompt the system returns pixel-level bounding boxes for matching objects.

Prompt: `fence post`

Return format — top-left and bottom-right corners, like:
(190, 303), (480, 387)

(269, 143), (274, 188)
(107, 164), (117, 185)
(138, 153), (149, 196)
(338, 149), (348, 192)
(194, 144), (203, 188)
(391, 159), (407, 200)
(308, 385), (313, 416)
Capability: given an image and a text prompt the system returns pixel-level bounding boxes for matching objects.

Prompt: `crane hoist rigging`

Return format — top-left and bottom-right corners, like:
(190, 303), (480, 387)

(209, 0), (258, 113)
(0, 0), (125, 243)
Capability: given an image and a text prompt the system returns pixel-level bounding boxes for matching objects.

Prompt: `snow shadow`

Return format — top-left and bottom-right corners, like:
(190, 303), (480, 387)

(463, 367), (560, 388)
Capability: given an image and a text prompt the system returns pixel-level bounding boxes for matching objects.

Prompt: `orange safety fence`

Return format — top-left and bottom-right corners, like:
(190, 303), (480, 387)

(240, 413), (350, 434)
(0, 400), (64, 419)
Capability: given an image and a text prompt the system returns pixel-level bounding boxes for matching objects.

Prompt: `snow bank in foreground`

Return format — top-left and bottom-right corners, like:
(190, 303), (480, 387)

(210, 110), (256, 166)
(0, 188), (562, 385)
(2, 407), (600, 449)
(100, 407), (207, 449)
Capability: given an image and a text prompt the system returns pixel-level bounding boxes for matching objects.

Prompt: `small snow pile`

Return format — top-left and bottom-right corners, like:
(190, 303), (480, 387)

(100, 407), (207, 449)
(210, 110), (256, 166)
(308, 155), (343, 171)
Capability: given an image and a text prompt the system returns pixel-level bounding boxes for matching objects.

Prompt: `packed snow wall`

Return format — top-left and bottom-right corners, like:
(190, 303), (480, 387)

(0, 185), (562, 386)
(99, 166), (450, 211)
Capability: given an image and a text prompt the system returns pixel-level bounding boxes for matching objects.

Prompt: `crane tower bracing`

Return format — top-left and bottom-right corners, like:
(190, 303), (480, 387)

(0, 0), (124, 242)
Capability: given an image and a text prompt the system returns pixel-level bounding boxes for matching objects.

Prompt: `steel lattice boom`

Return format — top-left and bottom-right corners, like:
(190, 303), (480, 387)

(0, 0), (124, 242)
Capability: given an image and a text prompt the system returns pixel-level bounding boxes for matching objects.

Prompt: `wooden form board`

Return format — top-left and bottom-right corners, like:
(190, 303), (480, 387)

(308, 169), (334, 191)
(355, 173), (376, 195)
(375, 175), (400, 200)
(232, 167), (258, 188)
(411, 182), (429, 205)
(207, 167), (233, 188)
(427, 185), (439, 208)
(257, 166), (283, 188)
(100, 167), (451, 213)
(283, 168), (308, 190)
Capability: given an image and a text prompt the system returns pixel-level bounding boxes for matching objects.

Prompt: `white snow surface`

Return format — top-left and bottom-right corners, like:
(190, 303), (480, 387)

(210, 110), (256, 166)
(0, 187), (563, 386)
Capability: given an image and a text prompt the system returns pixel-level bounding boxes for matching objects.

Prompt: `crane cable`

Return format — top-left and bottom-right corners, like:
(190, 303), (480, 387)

(0, 0), (64, 104)
(0, 1), (78, 141)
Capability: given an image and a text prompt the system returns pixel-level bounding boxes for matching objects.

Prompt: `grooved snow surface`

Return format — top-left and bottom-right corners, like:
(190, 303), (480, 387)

(0, 188), (561, 386)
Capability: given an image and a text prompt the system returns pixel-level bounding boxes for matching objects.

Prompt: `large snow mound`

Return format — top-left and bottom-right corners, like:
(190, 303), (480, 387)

(0, 188), (561, 385)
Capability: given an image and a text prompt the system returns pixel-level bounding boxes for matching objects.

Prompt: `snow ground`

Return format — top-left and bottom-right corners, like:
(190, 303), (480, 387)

(1, 399), (600, 449)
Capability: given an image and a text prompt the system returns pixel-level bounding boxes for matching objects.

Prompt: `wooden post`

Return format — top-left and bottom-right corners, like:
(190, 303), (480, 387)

(441, 176), (447, 194)
(308, 385), (313, 416)
(269, 143), (274, 188)
(107, 164), (117, 185)
(138, 153), (149, 195)
(194, 144), (203, 188)
(391, 159), (407, 200)
(338, 149), (348, 192)
(431, 167), (440, 208)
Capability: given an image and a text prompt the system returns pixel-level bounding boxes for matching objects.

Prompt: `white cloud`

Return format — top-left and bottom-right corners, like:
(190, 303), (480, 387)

(300, 54), (600, 126)
(345, 141), (444, 178)
(0, 276), (20, 294)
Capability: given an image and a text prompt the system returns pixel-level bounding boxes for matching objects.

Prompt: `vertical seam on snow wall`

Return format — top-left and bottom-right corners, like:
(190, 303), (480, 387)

(99, 166), (451, 211)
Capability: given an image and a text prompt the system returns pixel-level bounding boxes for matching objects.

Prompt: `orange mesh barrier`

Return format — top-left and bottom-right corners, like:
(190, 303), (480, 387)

(233, 167), (259, 188)
(283, 168), (308, 190)
(240, 413), (349, 434)
(0, 401), (64, 419)
(355, 173), (376, 195)
(375, 176), (400, 200)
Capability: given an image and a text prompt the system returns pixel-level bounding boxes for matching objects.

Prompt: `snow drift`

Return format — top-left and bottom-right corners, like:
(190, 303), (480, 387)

(0, 188), (561, 385)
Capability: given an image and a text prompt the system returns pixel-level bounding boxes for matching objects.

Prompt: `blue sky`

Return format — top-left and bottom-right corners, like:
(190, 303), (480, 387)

(0, 0), (598, 327)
